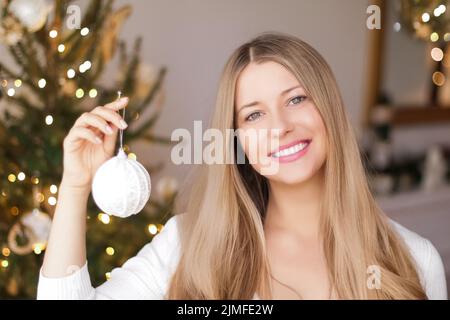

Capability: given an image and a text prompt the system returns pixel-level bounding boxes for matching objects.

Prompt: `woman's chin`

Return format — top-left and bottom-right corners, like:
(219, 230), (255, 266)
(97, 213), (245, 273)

(266, 169), (315, 185)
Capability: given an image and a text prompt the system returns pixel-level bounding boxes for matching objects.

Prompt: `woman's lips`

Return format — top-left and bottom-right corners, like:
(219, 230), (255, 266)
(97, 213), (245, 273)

(269, 139), (311, 163)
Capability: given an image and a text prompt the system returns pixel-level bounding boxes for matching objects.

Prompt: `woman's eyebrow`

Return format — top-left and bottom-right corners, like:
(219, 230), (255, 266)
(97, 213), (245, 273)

(237, 85), (302, 114)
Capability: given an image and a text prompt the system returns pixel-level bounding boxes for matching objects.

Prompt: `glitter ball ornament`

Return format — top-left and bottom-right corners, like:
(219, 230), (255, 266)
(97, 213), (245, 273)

(8, 222), (35, 255)
(92, 148), (151, 217)
(21, 208), (52, 245)
(91, 91), (151, 218)
(7, 206), (52, 255)
(9, 0), (50, 32)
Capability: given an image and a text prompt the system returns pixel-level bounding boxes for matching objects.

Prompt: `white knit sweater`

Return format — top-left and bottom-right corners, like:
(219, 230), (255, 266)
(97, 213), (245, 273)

(36, 214), (448, 300)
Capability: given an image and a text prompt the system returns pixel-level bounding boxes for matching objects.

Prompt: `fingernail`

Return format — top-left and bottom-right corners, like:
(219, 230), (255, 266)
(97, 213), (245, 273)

(120, 120), (128, 128)
(105, 125), (113, 134)
(95, 137), (102, 144)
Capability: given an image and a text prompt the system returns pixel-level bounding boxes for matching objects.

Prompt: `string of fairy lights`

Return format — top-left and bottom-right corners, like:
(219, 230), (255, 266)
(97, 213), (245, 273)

(2, 27), (95, 98)
(2, 168), (163, 279)
(1, 26), (157, 280)
(394, 3), (450, 88)
(424, 4), (449, 87)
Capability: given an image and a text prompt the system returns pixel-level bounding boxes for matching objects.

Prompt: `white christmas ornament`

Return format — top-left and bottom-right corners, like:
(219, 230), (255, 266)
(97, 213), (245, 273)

(7, 208), (52, 255)
(21, 208), (52, 245)
(9, 0), (50, 32)
(92, 148), (151, 217)
(91, 91), (151, 218)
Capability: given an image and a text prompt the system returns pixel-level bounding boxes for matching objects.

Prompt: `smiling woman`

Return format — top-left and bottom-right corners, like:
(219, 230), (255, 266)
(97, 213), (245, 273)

(234, 61), (327, 185)
(37, 32), (447, 300)
(167, 32), (446, 300)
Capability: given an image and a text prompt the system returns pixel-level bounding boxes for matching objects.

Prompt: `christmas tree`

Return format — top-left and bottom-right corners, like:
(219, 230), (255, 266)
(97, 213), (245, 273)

(0, 0), (178, 298)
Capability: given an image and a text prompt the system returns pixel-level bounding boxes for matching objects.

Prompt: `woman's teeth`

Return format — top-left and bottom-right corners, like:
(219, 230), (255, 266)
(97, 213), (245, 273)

(272, 142), (309, 158)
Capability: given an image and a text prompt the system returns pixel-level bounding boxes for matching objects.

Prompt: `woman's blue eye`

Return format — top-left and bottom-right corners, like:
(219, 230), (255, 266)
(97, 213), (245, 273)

(244, 96), (306, 122)
(288, 95), (307, 105)
(245, 111), (262, 122)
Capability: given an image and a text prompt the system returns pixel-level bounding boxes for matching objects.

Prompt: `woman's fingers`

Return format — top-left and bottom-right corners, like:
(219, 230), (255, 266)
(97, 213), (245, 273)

(74, 112), (117, 136)
(103, 96), (129, 112)
(66, 96), (130, 150)
(66, 126), (103, 146)
(91, 106), (128, 130)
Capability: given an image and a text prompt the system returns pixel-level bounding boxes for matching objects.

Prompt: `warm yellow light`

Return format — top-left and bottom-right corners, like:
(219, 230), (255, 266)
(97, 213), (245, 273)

(58, 44), (65, 53)
(434, 4), (446, 16)
(50, 184), (58, 194)
(431, 47), (444, 61)
(1, 79), (7, 87)
(32, 177), (40, 184)
(98, 213), (111, 224)
(48, 196), (57, 206)
(67, 68), (76, 79)
(83, 61), (91, 70)
(444, 33), (450, 42)
(2, 248), (10, 257)
(89, 88), (97, 98)
(128, 153), (137, 160)
(432, 71), (445, 86)
(49, 30), (58, 38)
(37, 192), (45, 203)
(8, 174), (16, 182)
(33, 244), (43, 254)
(14, 79), (22, 87)
(10, 206), (19, 216)
(105, 272), (111, 280)
(80, 27), (89, 36)
(38, 78), (46, 88)
(75, 88), (84, 98)
(106, 247), (115, 255)
(148, 224), (158, 235)
(422, 13), (430, 22)
(430, 32), (439, 42)
(45, 115), (54, 125)
(1, 260), (8, 268)
(17, 172), (26, 181)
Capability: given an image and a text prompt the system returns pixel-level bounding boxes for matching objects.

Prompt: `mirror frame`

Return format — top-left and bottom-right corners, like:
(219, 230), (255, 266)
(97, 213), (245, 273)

(362, 0), (450, 128)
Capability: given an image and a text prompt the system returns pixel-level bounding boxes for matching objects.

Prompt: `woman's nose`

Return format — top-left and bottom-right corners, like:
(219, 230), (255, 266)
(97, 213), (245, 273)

(270, 112), (294, 138)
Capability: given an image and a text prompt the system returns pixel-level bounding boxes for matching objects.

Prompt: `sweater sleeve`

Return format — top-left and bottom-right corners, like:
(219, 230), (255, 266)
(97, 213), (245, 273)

(423, 239), (448, 300)
(387, 218), (448, 300)
(37, 214), (181, 300)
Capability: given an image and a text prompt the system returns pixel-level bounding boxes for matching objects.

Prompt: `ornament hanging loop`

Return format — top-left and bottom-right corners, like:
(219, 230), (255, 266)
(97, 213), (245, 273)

(116, 90), (126, 152)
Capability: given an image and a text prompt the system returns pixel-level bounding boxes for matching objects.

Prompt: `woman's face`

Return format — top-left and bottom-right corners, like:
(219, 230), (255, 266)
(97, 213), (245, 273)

(234, 61), (327, 185)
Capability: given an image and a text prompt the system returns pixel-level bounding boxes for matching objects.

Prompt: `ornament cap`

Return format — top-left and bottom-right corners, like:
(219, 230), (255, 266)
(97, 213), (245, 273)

(117, 148), (127, 159)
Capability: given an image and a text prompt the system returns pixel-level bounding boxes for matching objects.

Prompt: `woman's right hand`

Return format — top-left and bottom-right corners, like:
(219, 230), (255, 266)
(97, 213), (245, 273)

(61, 97), (129, 189)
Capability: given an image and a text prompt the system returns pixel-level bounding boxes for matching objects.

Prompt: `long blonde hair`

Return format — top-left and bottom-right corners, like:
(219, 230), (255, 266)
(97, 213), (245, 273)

(167, 32), (427, 299)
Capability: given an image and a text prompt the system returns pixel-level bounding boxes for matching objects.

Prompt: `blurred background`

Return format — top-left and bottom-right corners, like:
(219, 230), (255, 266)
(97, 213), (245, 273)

(0, 0), (449, 298)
